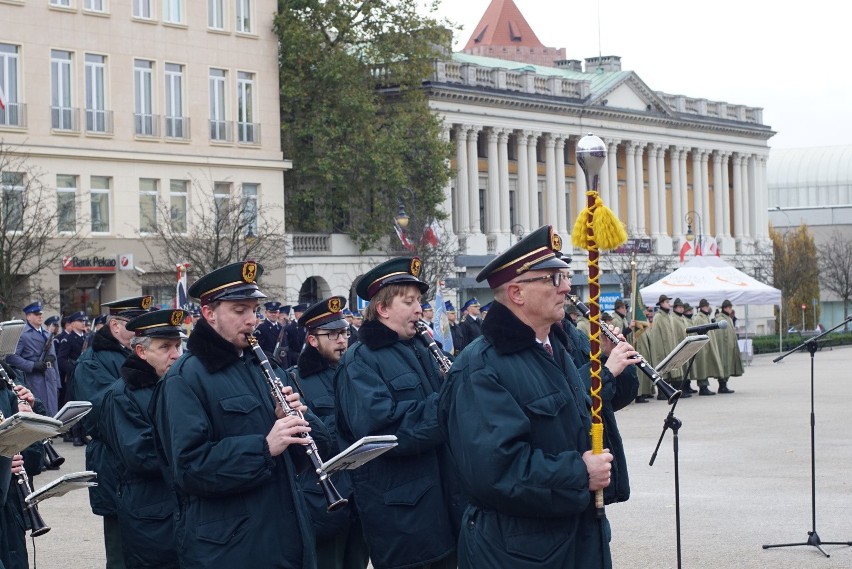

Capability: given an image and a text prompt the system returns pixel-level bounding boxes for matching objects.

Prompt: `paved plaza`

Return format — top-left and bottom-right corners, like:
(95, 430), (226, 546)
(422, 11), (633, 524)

(25, 344), (852, 568)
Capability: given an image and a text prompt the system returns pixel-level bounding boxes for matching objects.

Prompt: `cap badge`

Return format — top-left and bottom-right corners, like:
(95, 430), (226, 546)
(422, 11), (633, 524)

(550, 229), (562, 251)
(170, 310), (184, 326)
(410, 258), (422, 278)
(242, 261), (258, 284)
(141, 296), (153, 310)
(328, 298), (341, 313)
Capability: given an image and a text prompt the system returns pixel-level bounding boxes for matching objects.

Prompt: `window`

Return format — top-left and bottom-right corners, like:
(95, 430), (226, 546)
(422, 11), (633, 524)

(208, 0), (224, 29)
(163, 0), (183, 24)
(50, 0), (72, 7)
(134, 59), (155, 136)
(0, 44), (22, 127)
(213, 182), (230, 225)
(139, 178), (158, 233)
(51, 50), (75, 131)
(235, 0), (252, 33)
(1, 172), (24, 232)
(90, 176), (111, 233)
(242, 183), (258, 236)
(57, 174), (78, 232)
(236, 71), (256, 143)
(209, 68), (228, 141)
(164, 63), (186, 139)
(84, 0), (105, 12)
(85, 54), (109, 133)
(133, 0), (152, 19)
(170, 179), (187, 232)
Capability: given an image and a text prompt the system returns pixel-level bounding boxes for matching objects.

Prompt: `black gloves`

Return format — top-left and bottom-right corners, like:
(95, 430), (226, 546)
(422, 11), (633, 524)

(31, 362), (47, 373)
(44, 354), (56, 365)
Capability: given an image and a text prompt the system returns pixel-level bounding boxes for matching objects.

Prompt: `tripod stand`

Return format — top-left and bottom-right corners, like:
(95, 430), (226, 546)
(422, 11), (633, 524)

(762, 317), (852, 557)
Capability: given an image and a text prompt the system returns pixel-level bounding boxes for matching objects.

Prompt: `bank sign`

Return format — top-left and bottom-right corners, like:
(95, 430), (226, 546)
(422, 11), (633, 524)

(62, 255), (118, 272)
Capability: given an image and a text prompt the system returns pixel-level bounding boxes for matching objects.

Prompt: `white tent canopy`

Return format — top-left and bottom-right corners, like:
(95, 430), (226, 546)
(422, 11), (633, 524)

(640, 256), (781, 307)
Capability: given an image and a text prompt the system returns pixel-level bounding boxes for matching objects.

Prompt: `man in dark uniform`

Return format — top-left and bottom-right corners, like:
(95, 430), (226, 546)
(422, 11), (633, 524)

(57, 311), (88, 445)
(480, 301), (492, 320)
(285, 303), (308, 367)
(150, 261), (330, 568)
(290, 297), (368, 569)
(439, 225), (638, 569)
(347, 311), (362, 348)
(421, 302), (434, 328)
(7, 302), (60, 417)
(273, 305), (292, 363)
(100, 309), (184, 569)
(445, 301), (463, 356)
(335, 257), (463, 569)
(255, 301), (281, 353)
(73, 295), (153, 569)
(44, 315), (61, 337)
(457, 297), (481, 351)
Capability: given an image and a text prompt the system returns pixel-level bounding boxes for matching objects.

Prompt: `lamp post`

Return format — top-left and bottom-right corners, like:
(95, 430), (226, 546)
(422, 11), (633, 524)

(511, 224), (526, 244)
(684, 210), (702, 254)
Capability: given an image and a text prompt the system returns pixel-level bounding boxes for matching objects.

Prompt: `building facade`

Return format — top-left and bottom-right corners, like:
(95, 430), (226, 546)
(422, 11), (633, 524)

(1, 0), (288, 314)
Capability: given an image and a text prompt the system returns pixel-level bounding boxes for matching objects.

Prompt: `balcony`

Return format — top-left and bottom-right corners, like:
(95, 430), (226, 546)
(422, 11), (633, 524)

(85, 108), (113, 135)
(209, 119), (233, 143)
(134, 112), (161, 138)
(165, 115), (190, 140)
(291, 233), (331, 255)
(237, 121), (260, 145)
(0, 102), (26, 128)
(51, 106), (80, 132)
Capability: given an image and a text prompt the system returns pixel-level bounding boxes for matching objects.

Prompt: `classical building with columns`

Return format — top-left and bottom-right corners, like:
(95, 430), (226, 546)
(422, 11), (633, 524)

(427, 0), (774, 305)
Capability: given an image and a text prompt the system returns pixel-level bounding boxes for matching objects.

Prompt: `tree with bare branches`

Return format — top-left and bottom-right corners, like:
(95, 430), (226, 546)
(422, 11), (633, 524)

(140, 179), (286, 291)
(817, 229), (852, 326)
(0, 143), (92, 318)
(602, 252), (674, 299)
(771, 224), (820, 330)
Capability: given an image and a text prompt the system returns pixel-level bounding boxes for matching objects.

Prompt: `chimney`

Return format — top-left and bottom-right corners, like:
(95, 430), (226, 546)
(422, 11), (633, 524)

(555, 59), (583, 72)
(584, 55), (622, 73)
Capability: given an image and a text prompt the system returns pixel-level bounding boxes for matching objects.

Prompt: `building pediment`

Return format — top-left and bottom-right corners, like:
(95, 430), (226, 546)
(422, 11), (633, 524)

(589, 72), (673, 117)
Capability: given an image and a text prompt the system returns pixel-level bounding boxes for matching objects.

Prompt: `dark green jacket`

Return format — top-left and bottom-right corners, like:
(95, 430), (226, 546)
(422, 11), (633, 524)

(72, 325), (131, 516)
(151, 318), (330, 569)
(290, 345), (357, 540)
(100, 354), (179, 569)
(439, 302), (615, 569)
(334, 319), (464, 569)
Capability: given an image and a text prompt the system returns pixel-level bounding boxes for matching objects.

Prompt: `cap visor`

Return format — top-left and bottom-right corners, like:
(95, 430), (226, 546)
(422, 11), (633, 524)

(528, 257), (571, 272)
(312, 319), (349, 331)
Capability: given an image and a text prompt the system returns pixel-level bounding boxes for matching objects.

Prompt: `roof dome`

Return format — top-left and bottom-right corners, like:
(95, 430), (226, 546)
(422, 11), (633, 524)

(767, 146), (852, 207)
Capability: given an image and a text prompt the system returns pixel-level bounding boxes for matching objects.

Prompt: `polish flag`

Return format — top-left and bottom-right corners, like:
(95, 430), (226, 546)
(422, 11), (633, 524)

(707, 239), (720, 257)
(679, 240), (693, 262)
(422, 219), (441, 248)
(394, 223), (414, 251)
(0, 85), (6, 110)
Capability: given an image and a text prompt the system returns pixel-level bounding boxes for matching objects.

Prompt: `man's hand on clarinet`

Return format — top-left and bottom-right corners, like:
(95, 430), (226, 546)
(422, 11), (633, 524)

(265, 415), (311, 456)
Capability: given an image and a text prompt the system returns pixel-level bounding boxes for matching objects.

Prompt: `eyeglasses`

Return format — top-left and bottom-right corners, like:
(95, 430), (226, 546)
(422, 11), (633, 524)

(314, 329), (351, 341)
(516, 272), (570, 288)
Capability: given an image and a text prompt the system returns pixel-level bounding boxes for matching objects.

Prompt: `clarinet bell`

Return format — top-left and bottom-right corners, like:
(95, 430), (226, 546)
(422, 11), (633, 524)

(656, 379), (682, 405)
(320, 477), (349, 512)
(43, 439), (65, 470)
(26, 504), (51, 537)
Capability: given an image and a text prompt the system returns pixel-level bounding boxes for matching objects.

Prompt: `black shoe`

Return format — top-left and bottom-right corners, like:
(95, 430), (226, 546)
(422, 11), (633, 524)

(635, 396), (649, 404)
(684, 386), (698, 394)
(62, 432), (73, 443)
(718, 385), (735, 394)
(699, 386), (716, 396)
(680, 391), (692, 398)
(73, 438), (85, 447)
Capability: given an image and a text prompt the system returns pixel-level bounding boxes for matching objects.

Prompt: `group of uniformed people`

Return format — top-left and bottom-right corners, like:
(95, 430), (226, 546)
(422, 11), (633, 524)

(0, 223), (670, 569)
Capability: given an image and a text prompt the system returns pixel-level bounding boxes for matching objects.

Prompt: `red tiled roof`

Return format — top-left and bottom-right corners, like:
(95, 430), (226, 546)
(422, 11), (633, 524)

(463, 0), (545, 50)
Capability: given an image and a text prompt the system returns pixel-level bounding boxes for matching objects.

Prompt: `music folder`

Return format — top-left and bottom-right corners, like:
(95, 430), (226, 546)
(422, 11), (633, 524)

(53, 400), (93, 433)
(25, 471), (99, 505)
(655, 335), (710, 376)
(322, 435), (398, 474)
(0, 413), (63, 458)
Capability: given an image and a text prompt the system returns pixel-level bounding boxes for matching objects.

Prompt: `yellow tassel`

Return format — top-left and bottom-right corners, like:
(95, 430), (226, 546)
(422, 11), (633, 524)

(592, 203), (628, 250)
(571, 207), (592, 249)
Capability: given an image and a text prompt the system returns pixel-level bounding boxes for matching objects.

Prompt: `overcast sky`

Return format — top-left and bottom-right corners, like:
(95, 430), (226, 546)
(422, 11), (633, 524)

(432, 0), (849, 150)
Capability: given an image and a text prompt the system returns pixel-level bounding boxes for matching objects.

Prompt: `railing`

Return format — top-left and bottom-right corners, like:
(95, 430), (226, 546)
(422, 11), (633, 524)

(51, 106), (79, 132)
(209, 119), (232, 142)
(134, 112), (161, 137)
(237, 121), (260, 144)
(291, 233), (331, 254)
(165, 115), (190, 140)
(0, 102), (26, 128)
(486, 235), (497, 254)
(85, 109), (113, 134)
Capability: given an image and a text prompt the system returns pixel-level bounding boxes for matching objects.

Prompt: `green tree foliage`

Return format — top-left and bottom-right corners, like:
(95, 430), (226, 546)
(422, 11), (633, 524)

(771, 223), (820, 331)
(275, 0), (453, 250)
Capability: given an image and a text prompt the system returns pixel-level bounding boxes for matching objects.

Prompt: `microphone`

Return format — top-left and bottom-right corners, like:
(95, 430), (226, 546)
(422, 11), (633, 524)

(685, 320), (728, 334)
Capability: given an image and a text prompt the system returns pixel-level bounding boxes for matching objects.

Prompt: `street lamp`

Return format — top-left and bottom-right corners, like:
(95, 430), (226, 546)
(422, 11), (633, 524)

(684, 210), (702, 253)
(511, 224), (526, 244)
(395, 203), (410, 229)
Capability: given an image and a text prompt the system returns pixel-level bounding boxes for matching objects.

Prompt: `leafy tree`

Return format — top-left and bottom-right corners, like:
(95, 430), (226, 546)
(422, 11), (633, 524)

(140, 178), (286, 291)
(771, 224), (820, 331)
(275, 0), (453, 250)
(602, 251), (674, 299)
(816, 230), (852, 329)
(0, 143), (92, 318)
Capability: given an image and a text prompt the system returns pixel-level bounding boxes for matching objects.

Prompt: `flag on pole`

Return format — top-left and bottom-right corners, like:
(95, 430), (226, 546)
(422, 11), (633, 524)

(707, 238), (720, 256)
(422, 219), (441, 248)
(175, 263), (188, 309)
(432, 279), (454, 354)
(678, 240), (693, 262)
(0, 84), (6, 110)
(394, 222), (414, 251)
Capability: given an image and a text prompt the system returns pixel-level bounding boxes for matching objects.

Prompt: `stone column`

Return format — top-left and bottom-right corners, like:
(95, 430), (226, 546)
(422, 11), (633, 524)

(575, 137), (587, 229)
(713, 150), (724, 237)
(607, 140), (620, 218)
(656, 145), (668, 238)
(670, 146), (683, 240)
(647, 144), (660, 237)
(732, 153), (744, 240)
(700, 151), (711, 238)
(516, 131), (530, 232)
(466, 126), (481, 234)
(555, 137), (568, 235)
(635, 142), (646, 236)
(721, 152), (731, 237)
(528, 132), (540, 228)
(691, 149), (702, 225)
(486, 128), (500, 235)
(544, 134), (559, 228)
(454, 126), (469, 233)
(626, 141), (638, 235)
(498, 130), (511, 235)
(741, 155), (751, 239)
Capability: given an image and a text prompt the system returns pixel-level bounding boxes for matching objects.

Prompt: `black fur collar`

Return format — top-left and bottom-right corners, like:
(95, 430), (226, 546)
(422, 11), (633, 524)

(187, 318), (241, 373)
(482, 301), (568, 355)
(296, 344), (329, 378)
(93, 325), (130, 355)
(120, 354), (158, 389)
(357, 319), (399, 350)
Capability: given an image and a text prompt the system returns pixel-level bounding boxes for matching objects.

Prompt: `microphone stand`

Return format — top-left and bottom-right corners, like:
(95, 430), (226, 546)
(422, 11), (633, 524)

(762, 316), (852, 557)
(649, 355), (697, 569)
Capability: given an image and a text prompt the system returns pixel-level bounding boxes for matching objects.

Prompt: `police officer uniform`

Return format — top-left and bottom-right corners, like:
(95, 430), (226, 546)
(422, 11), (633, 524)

(457, 297), (482, 351)
(255, 301), (282, 354)
(7, 302), (61, 417)
(57, 311), (88, 442)
(285, 303), (309, 367)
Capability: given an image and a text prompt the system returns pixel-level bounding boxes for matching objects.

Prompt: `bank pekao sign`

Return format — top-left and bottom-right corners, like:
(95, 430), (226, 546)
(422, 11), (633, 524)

(61, 255), (118, 272)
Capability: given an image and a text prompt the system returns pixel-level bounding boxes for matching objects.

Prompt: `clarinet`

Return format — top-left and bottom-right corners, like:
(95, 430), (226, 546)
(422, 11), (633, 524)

(244, 334), (347, 512)
(566, 294), (681, 404)
(415, 321), (453, 376)
(0, 368), (65, 469)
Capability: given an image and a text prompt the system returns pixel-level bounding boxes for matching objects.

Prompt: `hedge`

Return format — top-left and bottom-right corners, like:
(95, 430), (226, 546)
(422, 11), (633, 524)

(749, 332), (852, 355)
